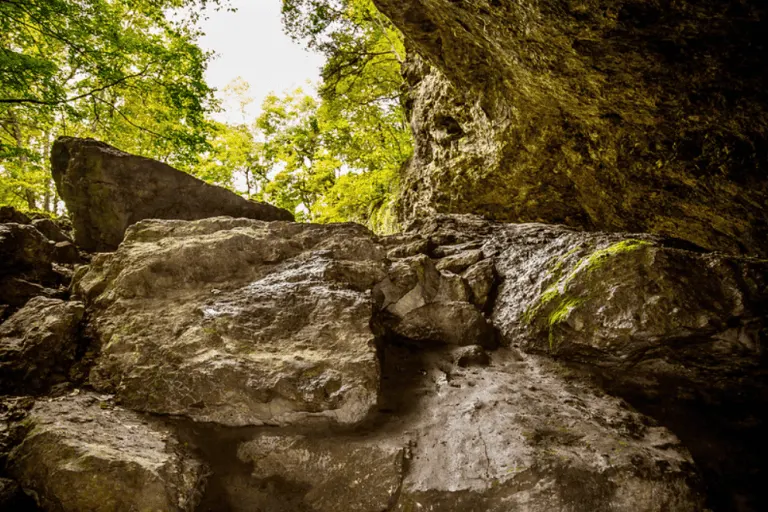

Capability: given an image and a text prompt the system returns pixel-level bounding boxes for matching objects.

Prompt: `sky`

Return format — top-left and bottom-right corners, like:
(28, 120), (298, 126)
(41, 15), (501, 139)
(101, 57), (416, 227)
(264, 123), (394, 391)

(197, 0), (326, 124)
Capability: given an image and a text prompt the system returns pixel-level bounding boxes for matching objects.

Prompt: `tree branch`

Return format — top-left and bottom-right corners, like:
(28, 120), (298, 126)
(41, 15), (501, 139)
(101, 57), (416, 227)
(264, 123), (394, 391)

(0, 66), (152, 105)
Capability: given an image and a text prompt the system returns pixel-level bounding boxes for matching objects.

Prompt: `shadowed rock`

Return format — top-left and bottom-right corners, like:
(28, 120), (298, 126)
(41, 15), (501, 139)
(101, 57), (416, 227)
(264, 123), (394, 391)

(0, 297), (84, 394)
(51, 137), (294, 252)
(8, 393), (206, 512)
(375, 0), (768, 256)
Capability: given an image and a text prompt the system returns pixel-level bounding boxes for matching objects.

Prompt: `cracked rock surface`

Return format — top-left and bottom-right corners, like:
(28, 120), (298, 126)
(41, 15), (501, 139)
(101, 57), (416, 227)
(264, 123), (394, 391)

(7, 393), (206, 512)
(1, 192), (766, 510)
(375, 0), (768, 257)
(74, 218), (387, 427)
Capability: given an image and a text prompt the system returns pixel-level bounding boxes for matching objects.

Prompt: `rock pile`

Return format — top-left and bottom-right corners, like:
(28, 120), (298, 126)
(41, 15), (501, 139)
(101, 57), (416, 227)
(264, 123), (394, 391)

(1, 140), (766, 511)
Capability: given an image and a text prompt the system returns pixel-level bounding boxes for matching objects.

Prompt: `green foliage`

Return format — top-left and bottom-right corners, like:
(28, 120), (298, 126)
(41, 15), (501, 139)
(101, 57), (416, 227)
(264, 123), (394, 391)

(0, 0), (226, 211)
(2, 0), (411, 232)
(203, 0), (411, 232)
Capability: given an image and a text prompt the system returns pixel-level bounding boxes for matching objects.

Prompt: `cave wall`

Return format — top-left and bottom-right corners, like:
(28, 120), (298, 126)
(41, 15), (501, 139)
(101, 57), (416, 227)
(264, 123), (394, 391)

(376, 0), (768, 256)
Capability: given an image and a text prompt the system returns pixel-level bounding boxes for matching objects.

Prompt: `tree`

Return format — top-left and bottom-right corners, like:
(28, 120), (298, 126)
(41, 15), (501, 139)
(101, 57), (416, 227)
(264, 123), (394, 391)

(0, 0), (227, 211)
(273, 0), (411, 232)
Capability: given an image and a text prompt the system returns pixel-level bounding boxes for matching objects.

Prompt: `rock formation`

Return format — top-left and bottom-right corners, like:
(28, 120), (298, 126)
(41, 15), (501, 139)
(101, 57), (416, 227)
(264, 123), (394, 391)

(8, 393), (206, 511)
(51, 137), (294, 252)
(2, 183), (766, 511)
(3, 84), (768, 512)
(374, 0), (768, 257)
(74, 218), (386, 427)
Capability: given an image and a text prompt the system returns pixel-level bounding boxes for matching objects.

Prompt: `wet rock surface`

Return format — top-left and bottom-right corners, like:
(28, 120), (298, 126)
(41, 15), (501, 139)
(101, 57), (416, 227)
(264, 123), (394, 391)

(74, 217), (386, 427)
(376, 1), (768, 256)
(7, 393), (206, 512)
(51, 137), (294, 252)
(0, 212), (765, 511)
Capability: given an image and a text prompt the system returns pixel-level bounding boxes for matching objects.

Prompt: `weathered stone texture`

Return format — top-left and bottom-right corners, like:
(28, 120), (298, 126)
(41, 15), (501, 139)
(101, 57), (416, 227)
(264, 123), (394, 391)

(8, 393), (206, 512)
(376, 0), (768, 256)
(74, 217), (386, 427)
(51, 137), (294, 252)
(0, 298), (84, 394)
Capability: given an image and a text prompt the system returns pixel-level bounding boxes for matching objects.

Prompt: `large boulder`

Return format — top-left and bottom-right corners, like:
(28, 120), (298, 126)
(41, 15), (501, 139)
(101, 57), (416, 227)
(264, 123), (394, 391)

(73, 217), (387, 427)
(0, 298), (84, 394)
(375, 1), (768, 256)
(191, 346), (706, 511)
(487, 221), (768, 511)
(374, 214), (768, 510)
(7, 393), (206, 512)
(51, 137), (294, 252)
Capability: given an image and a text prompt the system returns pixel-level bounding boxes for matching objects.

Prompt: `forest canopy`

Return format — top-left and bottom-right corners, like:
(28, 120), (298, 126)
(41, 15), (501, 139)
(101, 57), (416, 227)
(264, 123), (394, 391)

(0, 0), (411, 233)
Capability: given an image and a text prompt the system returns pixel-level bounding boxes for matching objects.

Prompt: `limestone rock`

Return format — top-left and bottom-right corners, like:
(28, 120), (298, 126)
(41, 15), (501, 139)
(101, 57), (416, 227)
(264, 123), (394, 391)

(452, 345), (490, 368)
(491, 224), (768, 397)
(0, 298), (84, 394)
(233, 435), (405, 512)
(51, 241), (82, 265)
(51, 137), (294, 252)
(0, 224), (63, 312)
(8, 393), (206, 512)
(375, 254), (496, 348)
(74, 217), (386, 427)
(30, 218), (71, 244)
(375, 1), (768, 256)
(487, 220), (768, 511)
(0, 224), (54, 282)
(0, 278), (64, 310)
(435, 248), (482, 274)
(384, 348), (705, 512)
(462, 259), (495, 309)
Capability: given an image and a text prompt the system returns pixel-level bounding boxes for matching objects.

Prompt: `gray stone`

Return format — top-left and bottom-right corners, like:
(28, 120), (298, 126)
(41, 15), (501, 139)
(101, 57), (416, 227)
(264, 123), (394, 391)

(51, 137), (294, 252)
(435, 249), (483, 274)
(386, 348), (706, 511)
(51, 241), (82, 265)
(234, 435), (405, 512)
(0, 224), (54, 281)
(31, 218), (71, 244)
(8, 393), (206, 512)
(375, 254), (496, 348)
(452, 345), (490, 367)
(74, 217), (386, 427)
(0, 297), (84, 394)
(462, 259), (495, 309)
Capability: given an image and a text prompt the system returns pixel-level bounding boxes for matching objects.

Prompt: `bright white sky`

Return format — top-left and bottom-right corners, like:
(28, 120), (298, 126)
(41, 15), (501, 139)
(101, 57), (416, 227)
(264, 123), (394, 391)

(197, 0), (326, 124)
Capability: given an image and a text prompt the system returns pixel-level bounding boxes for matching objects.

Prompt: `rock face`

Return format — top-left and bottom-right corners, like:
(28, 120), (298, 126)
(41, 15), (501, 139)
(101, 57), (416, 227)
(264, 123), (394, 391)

(0, 212), (765, 511)
(0, 298), (84, 394)
(374, 253), (497, 348)
(487, 222), (768, 511)
(0, 223), (66, 314)
(233, 435), (406, 512)
(189, 346), (705, 512)
(51, 137), (294, 252)
(409, 215), (768, 511)
(375, 1), (768, 256)
(8, 393), (206, 512)
(74, 217), (386, 427)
